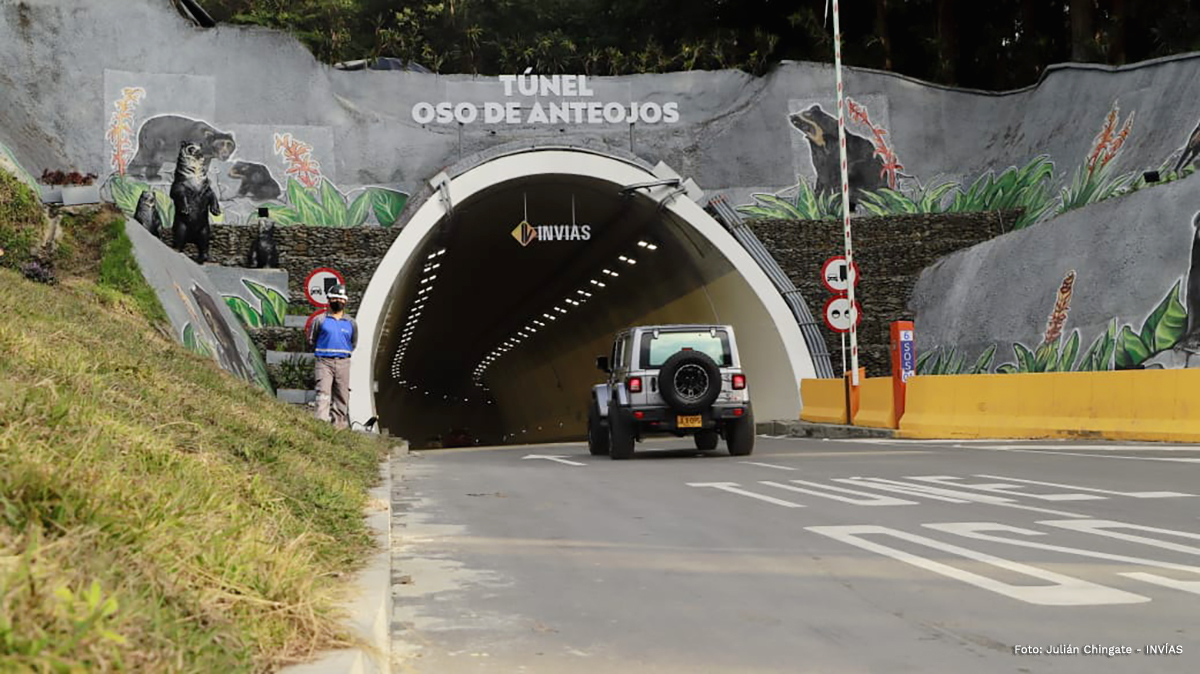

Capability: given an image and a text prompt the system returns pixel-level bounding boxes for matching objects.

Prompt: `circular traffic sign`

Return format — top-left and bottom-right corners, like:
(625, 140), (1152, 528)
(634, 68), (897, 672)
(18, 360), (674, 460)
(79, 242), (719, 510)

(823, 295), (862, 333)
(304, 267), (345, 308)
(820, 256), (861, 294)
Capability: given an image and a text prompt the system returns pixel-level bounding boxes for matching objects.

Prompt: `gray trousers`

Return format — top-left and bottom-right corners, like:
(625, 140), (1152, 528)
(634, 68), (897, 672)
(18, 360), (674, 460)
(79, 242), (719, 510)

(314, 357), (351, 429)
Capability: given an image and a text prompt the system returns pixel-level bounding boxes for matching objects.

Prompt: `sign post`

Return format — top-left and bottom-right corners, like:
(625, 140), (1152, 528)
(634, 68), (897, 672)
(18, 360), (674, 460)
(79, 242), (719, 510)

(889, 321), (917, 424)
(822, 291), (862, 424)
(830, 0), (860, 388)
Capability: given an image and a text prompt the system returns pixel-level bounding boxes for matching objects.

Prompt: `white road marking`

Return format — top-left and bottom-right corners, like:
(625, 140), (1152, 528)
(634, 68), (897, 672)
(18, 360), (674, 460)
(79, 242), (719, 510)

(904, 475), (1105, 501)
(1038, 520), (1200, 555)
(1036, 520), (1200, 596)
(521, 454), (586, 466)
(967, 447), (1200, 463)
(976, 475), (1194, 499)
(962, 444), (1200, 452)
(686, 482), (805, 508)
(805, 524), (1149, 606)
(924, 521), (1200, 576)
(739, 461), (797, 471)
(759, 480), (917, 506)
(833, 478), (972, 503)
(841, 477), (1088, 517)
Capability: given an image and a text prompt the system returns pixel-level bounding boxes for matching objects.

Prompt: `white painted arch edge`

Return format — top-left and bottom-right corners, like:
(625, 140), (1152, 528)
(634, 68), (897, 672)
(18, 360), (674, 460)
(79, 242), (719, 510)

(349, 149), (817, 426)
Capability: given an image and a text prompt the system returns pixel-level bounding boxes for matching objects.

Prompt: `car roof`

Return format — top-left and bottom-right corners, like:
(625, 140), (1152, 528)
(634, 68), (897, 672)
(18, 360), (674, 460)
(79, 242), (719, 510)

(629, 324), (733, 332)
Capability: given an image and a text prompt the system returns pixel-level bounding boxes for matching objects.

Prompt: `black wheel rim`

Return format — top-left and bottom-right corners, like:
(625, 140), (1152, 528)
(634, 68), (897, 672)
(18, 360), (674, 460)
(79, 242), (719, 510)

(674, 363), (710, 402)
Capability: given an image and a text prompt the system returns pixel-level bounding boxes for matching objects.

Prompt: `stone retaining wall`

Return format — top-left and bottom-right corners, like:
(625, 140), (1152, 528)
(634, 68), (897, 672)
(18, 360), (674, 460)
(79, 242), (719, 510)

(750, 211), (1019, 377)
(157, 224), (400, 308)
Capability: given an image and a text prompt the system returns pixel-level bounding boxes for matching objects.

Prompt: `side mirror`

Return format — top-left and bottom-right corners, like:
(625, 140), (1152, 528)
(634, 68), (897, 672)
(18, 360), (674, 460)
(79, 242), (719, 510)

(596, 356), (610, 373)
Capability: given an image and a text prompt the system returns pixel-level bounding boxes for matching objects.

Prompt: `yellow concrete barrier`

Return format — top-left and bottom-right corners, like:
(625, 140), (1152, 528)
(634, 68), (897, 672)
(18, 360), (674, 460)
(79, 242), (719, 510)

(800, 378), (849, 424)
(897, 369), (1200, 442)
(852, 377), (897, 429)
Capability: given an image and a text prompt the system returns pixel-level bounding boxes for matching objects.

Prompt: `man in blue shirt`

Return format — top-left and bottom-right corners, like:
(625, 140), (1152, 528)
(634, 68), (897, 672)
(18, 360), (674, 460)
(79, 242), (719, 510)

(306, 284), (357, 429)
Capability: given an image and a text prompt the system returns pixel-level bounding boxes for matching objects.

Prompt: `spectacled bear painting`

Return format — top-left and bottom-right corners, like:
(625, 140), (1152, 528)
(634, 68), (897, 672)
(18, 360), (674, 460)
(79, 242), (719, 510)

(228, 161), (282, 201)
(789, 104), (886, 208)
(126, 115), (236, 181)
(190, 284), (253, 382)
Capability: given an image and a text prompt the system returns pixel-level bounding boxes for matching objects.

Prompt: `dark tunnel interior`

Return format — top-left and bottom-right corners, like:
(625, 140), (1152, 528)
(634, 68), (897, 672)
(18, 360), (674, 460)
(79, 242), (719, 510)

(372, 174), (781, 447)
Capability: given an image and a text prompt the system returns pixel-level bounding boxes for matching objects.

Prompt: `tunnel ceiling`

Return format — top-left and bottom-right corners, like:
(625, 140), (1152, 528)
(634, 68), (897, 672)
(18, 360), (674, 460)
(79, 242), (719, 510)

(373, 173), (739, 442)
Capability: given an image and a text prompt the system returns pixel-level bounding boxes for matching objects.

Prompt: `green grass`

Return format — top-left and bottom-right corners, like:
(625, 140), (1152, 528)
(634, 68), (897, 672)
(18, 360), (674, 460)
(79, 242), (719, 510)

(0, 266), (389, 672)
(0, 168), (45, 269)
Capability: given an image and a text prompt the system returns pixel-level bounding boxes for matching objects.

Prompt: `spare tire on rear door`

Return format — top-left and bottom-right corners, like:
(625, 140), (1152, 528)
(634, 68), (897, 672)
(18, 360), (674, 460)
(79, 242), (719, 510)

(658, 350), (722, 414)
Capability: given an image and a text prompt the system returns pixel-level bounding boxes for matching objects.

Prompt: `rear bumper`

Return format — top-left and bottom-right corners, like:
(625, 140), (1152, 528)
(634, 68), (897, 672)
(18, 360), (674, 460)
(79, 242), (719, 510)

(622, 405), (749, 433)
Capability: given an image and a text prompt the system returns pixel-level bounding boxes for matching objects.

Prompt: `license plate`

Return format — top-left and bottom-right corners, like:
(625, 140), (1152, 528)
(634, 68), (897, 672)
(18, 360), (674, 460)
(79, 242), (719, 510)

(677, 415), (702, 428)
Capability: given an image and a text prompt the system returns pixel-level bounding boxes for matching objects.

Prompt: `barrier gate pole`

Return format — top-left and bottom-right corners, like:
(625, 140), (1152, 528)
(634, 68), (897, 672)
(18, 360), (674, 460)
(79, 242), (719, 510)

(831, 0), (860, 387)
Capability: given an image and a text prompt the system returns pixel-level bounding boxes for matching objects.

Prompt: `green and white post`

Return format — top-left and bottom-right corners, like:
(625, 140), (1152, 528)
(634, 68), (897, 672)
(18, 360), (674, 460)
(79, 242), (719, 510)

(832, 0), (860, 387)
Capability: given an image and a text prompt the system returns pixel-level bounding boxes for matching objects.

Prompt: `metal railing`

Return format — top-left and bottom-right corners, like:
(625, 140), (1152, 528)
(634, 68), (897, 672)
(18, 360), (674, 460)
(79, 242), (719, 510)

(707, 195), (835, 378)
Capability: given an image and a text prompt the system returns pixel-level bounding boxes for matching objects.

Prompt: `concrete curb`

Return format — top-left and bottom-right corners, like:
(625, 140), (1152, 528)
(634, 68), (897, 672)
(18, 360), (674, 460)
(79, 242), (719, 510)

(282, 445), (399, 674)
(758, 420), (896, 440)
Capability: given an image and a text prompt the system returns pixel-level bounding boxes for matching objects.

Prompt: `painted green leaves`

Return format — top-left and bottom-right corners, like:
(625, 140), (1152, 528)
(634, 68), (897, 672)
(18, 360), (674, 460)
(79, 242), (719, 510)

(1114, 281), (1187, 369)
(914, 344), (995, 375)
(182, 323), (215, 359)
(261, 179), (407, 227)
(736, 155), (1055, 227)
(243, 279), (289, 327)
(370, 187), (407, 227)
(109, 175), (173, 227)
(225, 296), (262, 328)
(737, 181), (841, 220)
(224, 280), (289, 329)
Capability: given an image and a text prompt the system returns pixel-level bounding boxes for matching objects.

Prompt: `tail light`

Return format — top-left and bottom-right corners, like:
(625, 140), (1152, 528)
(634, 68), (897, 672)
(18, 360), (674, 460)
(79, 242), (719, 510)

(733, 408), (744, 417)
(628, 376), (642, 393)
(732, 374), (746, 390)
(633, 411), (645, 420)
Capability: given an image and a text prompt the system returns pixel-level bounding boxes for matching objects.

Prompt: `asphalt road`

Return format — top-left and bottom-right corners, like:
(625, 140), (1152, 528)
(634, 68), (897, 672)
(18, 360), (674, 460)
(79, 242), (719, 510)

(389, 435), (1200, 673)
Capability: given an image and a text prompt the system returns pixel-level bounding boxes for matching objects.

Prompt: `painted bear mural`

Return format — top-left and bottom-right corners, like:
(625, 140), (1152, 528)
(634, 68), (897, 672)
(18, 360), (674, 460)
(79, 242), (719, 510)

(228, 161), (282, 201)
(134, 189), (162, 236)
(789, 104), (887, 209)
(170, 141), (221, 264)
(127, 115), (236, 181)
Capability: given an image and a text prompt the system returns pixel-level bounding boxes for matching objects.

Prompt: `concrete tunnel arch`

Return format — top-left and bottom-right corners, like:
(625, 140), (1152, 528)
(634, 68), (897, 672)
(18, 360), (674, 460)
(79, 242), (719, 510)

(349, 148), (817, 444)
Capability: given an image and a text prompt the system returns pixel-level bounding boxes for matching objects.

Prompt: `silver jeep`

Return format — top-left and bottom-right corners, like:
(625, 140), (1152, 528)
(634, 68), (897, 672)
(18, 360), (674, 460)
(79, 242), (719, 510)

(588, 324), (755, 460)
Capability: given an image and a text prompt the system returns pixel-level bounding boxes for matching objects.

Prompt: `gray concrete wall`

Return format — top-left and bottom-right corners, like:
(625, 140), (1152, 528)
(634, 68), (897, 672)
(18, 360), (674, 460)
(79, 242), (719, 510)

(124, 219), (274, 391)
(9, 0), (1200, 382)
(909, 174), (1200, 374)
(5, 0), (1200, 228)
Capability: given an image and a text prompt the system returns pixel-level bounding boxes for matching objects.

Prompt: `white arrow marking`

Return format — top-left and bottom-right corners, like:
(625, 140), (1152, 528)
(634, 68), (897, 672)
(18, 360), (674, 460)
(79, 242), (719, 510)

(522, 455), (586, 466)
(686, 482), (805, 508)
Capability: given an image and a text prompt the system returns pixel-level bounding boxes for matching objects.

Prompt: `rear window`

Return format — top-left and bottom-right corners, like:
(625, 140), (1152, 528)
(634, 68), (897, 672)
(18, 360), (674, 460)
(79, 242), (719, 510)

(639, 330), (731, 368)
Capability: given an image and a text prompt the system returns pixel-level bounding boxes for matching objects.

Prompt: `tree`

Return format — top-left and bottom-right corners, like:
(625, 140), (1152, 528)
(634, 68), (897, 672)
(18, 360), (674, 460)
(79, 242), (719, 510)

(1071, 0), (1098, 62)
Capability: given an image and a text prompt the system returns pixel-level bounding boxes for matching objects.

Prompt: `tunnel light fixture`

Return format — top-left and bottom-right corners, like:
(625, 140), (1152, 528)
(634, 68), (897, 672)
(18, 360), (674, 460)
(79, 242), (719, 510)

(623, 257), (637, 265)
(566, 299), (579, 306)
(602, 268), (614, 275)
(437, 249), (446, 256)
(534, 319), (545, 326)
(427, 251), (438, 260)
(577, 290), (591, 297)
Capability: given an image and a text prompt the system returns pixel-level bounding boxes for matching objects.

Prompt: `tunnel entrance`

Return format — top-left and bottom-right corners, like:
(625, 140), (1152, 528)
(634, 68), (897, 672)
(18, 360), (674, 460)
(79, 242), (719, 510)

(350, 149), (816, 446)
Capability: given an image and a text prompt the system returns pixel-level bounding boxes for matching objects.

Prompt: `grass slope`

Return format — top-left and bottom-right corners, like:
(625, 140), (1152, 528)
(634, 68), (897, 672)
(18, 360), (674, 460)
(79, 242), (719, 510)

(0, 226), (387, 670)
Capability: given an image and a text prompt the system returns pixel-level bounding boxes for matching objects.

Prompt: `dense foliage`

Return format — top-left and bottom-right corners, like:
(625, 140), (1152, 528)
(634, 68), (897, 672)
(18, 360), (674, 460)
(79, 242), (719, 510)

(200, 0), (1200, 90)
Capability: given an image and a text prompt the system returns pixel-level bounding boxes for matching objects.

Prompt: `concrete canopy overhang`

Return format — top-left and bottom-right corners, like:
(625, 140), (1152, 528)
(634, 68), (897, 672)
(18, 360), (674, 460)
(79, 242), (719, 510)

(350, 148), (815, 443)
